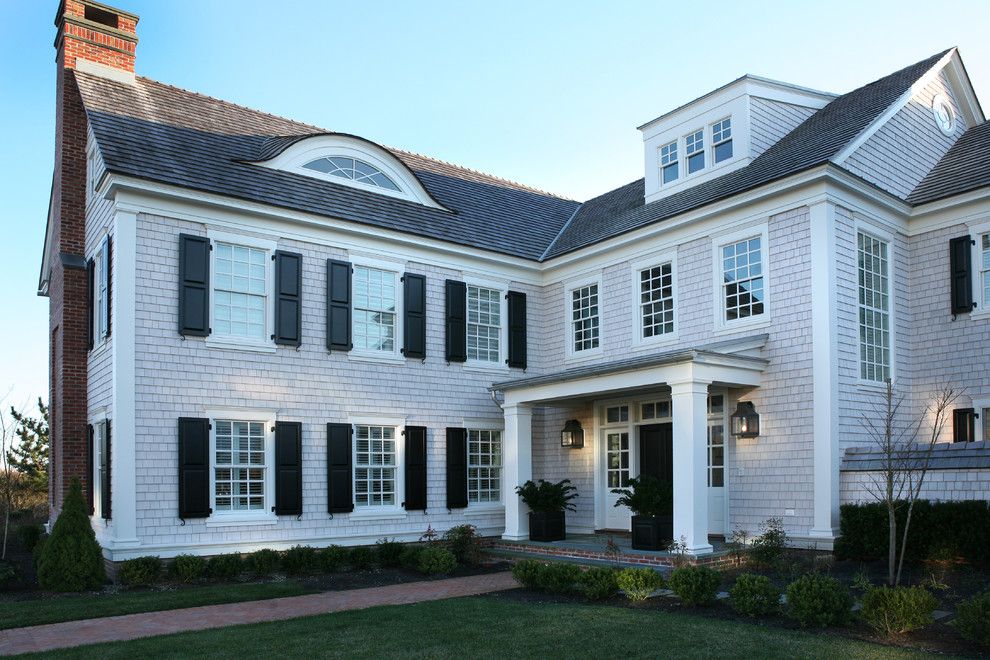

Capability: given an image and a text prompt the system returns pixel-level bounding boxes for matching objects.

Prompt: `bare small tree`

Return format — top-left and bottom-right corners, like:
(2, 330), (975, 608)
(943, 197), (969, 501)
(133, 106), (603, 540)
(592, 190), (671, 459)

(860, 380), (958, 585)
(0, 398), (18, 561)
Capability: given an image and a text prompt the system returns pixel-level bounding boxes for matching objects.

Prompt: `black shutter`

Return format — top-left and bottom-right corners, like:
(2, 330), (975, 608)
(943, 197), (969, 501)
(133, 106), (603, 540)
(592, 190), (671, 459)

(101, 420), (111, 520)
(506, 290), (527, 369)
(446, 427), (468, 509)
(274, 421), (303, 515)
(178, 417), (211, 519)
(950, 236), (975, 315)
(326, 260), (352, 351)
(86, 258), (95, 350)
(445, 280), (467, 362)
(953, 408), (976, 443)
(274, 251), (302, 346)
(105, 237), (112, 338)
(327, 423), (353, 513)
(404, 426), (428, 511)
(178, 234), (210, 337)
(403, 274), (426, 359)
(86, 423), (94, 515)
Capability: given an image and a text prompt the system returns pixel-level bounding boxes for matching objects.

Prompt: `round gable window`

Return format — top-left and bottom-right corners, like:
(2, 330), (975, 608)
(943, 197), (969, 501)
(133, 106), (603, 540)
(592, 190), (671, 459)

(932, 94), (956, 136)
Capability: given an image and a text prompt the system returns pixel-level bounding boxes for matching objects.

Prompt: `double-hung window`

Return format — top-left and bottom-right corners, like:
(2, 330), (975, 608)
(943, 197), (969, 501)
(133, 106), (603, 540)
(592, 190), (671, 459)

(353, 265), (398, 354)
(91, 420), (107, 518)
(720, 235), (765, 323)
(467, 429), (502, 504)
(712, 118), (733, 164)
(981, 234), (990, 307)
(857, 231), (891, 383)
(94, 236), (109, 342)
(660, 141), (678, 184)
(467, 285), (502, 362)
(213, 242), (268, 341)
(214, 420), (268, 513)
(640, 262), (675, 339)
(686, 129), (705, 174)
(570, 282), (600, 354)
(354, 424), (398, 508)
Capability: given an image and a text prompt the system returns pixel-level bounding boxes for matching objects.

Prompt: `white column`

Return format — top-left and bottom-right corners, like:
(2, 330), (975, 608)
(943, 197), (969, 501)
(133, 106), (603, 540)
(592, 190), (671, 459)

(502, 403), (533, 541)
(809, 201), (840, 542)
(671, 379), (713, 555)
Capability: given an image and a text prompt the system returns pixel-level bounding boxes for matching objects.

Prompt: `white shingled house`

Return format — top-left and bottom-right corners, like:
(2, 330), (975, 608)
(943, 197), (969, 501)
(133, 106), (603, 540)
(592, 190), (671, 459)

(41, 0), (990, 564)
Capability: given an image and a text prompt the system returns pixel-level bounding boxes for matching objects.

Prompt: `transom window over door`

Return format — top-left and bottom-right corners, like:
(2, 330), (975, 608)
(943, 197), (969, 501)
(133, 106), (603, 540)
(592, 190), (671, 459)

(858, 231), (891, 382)
(467, 285), (501, 362)
(571, 283), (600, 352)
(354, 425), (397, 507)
(353, 266), (397, 352)
(640, 263), (674, 338)
(468, 429), (502, 504)
(214, 243), (267, 340)
(722, 236), (764, 321)
(214, 420), (266, 512)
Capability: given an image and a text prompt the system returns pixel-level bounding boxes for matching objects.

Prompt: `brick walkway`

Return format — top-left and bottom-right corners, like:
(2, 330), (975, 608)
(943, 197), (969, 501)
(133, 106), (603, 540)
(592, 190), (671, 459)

(0, 571), (518, 655)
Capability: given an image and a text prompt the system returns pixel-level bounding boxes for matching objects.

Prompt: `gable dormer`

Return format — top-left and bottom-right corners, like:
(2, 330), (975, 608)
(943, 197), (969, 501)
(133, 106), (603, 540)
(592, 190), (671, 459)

(639, 76), (835, 204)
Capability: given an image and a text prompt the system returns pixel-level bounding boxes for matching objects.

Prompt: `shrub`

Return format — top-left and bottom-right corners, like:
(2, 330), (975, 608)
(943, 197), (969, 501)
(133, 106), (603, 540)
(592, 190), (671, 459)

(536, 562), (581, 594)
(206, 553), (243, 581)
(860, 585), (937, 637)
(579, 567), (619, 601)
(16, 524), (43, 553)
(786, 574), (852, 627)
(443, 525), (483, 566)
(36, 480), (106, 591)
(349, 546), (374, 570)
(375, 539), (404, 568)
(118, 556), (162, 587)
(616, 567), (663, 602)
(955, 591), (990, 647)
(514, 479), (578, 513)
(0, 560), (18, 589)
(400, 545), (423, 571)
(281, 546), (317, 575)
(169, 554), (206, 583)
(749, 517), (787, 567)
(317, 545), (349, 573)
(418, 546), (457, 575)
(246, 549), (280, 576)
(668, 566), (720, 607)
(511, 559), (544, 589)
(729, 573), (780, 617)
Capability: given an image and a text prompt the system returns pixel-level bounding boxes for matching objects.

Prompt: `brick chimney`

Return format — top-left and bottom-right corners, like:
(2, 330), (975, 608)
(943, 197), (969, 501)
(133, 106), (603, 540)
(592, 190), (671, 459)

(48, 1), (138, 518)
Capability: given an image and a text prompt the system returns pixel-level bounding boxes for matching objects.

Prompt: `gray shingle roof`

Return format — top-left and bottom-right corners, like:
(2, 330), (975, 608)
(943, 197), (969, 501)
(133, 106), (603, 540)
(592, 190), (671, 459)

(841, 441), (990, 471)
(908, 121), (990, 204)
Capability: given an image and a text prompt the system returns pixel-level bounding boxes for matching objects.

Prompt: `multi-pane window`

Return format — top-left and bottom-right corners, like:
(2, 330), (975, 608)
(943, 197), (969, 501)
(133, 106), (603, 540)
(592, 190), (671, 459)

(712, 118), (733, 163)
(858, 232), (891, 382)
(640, 400), (671, 421)
(686, 129), (705, 174)
(92, 421), (106, 518)
(468, 429), (502, 504)
(353, 266), (397, 352)
(303, 156), (401, 191)
(214, 243), (267, 340)
(606, 431), (630, 488)
(660, 141), (678, 184)
(571, 283), (600, 352)
(707, 395), (725, 488)
(214, 421), (266, 512)
(95, 237), (109, 341)
(354, 425), (397, 507)
(467, 285), (501, 362)
(606, 405), (629, 424)
(981, 234), (990, 306)
(722, 237), (764, 321)
(640, 264), (674, 338)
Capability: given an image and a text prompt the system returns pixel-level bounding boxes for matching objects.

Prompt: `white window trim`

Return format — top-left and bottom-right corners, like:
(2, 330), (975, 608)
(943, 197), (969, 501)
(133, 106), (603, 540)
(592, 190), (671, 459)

(349, 415), (406, 516)
(88, 414), (108, 521)
(86, 144), (99, 204)
(564, 274), (604, 361)
(464, 419), (505, 509)
(711, 223), (771, 334)
(684, 127), (706, 176)
(658, 139), (679, 186)
(348, 254), (404, 361)
(205, 229), (278, 353)
(973, 397), (990, 443)
(968, 220), (990, 319)
(463, 276), (509, 371)
(855, 221), (897, 389)
(630, 250), (678, 348)
(91, 233), (110, 349)
(711, 117), (733, 165)
(207, 411), (277, 524)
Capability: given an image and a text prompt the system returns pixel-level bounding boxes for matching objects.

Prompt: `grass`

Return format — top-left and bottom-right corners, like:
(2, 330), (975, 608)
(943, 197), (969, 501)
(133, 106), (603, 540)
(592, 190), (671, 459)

(0, 581), (314, 630)
(32, 596), (947, 659)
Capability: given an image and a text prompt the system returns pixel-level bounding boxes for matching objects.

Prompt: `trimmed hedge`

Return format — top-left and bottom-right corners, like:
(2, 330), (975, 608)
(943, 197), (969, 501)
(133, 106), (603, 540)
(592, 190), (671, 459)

(118, 556), (162, 587)
(729, 573), (780, 617)
(579, 567), (619, 601)
(835, 500), (990, 565)
(170, 554), (207, 583)
(417, 546), (457, 575)
(668, 566), (720, 607)
(786, 574), (852, 628)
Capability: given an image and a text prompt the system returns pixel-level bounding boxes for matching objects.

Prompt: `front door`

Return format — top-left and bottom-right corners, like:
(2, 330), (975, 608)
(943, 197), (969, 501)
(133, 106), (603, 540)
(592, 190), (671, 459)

(603, 429), (632, 530)
(639, 423), (673, 483)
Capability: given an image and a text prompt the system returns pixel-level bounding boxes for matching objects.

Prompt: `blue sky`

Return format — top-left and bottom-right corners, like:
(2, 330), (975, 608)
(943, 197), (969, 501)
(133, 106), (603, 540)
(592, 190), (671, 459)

(1, 0), (987, 409)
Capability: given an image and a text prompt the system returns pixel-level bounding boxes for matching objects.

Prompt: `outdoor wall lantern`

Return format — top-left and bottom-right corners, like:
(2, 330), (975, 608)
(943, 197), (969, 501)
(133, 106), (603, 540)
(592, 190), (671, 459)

(730, 401), (760, 438)
(560, 419), (584, 448)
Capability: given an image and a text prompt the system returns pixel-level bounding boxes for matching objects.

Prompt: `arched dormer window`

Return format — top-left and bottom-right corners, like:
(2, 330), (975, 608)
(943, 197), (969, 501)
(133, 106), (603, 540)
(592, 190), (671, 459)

(254, 134), (448, 210)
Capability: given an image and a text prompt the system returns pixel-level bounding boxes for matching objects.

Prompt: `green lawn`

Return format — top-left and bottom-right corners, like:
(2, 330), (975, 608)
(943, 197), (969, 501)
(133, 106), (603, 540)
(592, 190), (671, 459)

(0, 581), (314, 630)
(33, 596), (946, 659)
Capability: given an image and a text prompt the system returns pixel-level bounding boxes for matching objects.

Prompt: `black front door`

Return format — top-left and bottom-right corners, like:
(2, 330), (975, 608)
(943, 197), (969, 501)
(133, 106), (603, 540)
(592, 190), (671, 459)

(639, 423), (673, 482)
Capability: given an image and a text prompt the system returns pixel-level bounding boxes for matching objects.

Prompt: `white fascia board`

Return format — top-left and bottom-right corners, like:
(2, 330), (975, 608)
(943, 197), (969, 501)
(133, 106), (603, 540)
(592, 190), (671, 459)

(908, 190), (990, 235)
(944, 51), (985, 127)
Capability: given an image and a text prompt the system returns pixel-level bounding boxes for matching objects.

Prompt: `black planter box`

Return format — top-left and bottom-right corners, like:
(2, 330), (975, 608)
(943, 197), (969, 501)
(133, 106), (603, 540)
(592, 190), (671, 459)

(631, 514), (673, 551)
(529, 511), (566, 542)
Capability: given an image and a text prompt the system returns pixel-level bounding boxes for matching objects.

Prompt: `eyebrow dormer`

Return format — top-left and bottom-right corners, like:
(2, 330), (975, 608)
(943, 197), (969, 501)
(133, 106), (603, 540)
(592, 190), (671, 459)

(638, 75), (835, 205)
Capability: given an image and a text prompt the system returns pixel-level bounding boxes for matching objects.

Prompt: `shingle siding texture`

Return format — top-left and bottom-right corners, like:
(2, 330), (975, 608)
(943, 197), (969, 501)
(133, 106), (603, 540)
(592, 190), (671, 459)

(86, 129), (115, 423)
(532, 404), (596, 532)
(750, 98), (817, 159)
(841, 469), (990, 504)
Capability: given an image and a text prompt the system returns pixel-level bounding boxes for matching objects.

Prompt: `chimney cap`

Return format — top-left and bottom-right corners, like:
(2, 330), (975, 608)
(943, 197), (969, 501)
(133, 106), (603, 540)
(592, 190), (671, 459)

(55, 0), (140, 28)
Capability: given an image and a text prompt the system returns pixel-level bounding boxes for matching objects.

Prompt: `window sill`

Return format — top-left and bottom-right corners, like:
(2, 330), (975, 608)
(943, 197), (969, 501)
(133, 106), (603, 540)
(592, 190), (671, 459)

(464, 504), (505, 518)
(347, 352), (405, 365)
(856, 380), (892, 394)
(564, 349), (603, 365)
(631, 334), (680, 351)
(463, 362), (510, 374)
(206, 514), (278, 528)
(712, 316), (771, 337)
(348, 509), (408, 522)
(204, 337), (277, 354)
(967, 308), (990, 321)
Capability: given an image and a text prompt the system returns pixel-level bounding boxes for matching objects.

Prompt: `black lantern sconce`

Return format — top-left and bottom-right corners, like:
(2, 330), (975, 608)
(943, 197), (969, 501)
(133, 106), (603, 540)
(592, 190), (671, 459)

(560, 419), (584, 448)
(730, 401), (760, 438)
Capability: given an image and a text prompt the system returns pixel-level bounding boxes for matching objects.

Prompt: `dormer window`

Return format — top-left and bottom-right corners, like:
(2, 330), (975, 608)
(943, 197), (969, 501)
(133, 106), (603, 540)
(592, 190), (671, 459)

(303, 156), (401, 192)
(712, 118), (733, 164)
(660, 141), (678, 184)
(686, 129), (705, 174)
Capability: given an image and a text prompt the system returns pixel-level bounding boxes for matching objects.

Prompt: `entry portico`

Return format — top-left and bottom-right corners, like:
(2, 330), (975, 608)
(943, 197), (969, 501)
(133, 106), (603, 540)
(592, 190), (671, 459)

(491, 337), (768, 556)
